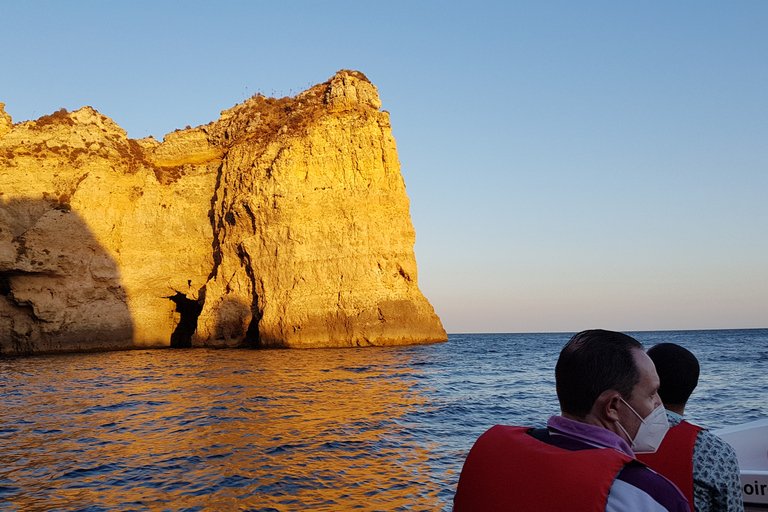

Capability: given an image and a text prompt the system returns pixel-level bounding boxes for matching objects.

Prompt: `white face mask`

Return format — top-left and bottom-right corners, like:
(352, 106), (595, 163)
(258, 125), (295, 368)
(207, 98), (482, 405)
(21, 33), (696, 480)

(617, 398), (669, 454)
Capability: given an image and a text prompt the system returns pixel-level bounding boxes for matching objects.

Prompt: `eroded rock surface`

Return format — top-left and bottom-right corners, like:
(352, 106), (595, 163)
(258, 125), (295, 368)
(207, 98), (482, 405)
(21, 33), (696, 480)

(0, 71), (446, 355)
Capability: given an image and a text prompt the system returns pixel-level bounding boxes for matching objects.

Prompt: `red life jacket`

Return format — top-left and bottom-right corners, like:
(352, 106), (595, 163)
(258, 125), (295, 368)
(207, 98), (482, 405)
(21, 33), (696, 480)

(454, 425), (634, 512)
(636, 420), (702, 512)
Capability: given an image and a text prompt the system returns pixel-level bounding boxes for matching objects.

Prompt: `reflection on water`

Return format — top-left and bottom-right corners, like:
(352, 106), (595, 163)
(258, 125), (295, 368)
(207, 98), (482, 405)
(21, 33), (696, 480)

(2, 330), (766, 511)
(1, 347), (444, 511)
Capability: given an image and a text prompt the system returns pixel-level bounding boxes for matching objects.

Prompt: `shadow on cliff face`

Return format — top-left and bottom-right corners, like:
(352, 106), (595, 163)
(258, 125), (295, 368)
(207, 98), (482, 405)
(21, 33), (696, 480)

(0, 197), (134, 356)
(195, 296), (261, 349)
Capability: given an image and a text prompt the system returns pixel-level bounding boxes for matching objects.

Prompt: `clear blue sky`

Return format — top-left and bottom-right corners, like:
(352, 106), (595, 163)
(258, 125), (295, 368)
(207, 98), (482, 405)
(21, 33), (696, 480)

(2, 1), (766, 333)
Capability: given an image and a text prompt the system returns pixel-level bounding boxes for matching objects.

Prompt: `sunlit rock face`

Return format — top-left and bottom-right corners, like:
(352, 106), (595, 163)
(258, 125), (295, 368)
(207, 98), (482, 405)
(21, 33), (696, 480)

(0, 105), (219, 354)
(0, 71), (447, 355)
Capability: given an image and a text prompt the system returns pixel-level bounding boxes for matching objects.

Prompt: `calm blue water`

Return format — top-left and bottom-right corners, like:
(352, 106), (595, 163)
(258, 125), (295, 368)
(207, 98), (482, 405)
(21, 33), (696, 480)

(1, 329), (766, 511)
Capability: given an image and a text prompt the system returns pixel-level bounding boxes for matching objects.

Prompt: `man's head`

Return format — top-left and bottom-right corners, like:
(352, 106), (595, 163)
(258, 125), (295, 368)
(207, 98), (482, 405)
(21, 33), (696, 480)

(646, 343), (699, 408)
(556, 329), (644, 417)
(555, 329), (663, 445)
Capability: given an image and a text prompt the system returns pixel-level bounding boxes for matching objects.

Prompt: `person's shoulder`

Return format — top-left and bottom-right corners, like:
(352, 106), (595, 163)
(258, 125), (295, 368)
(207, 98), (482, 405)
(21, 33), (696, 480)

(694, 426), (729, 444)
(693, 428), (741, 472)
(695, 428), (738, 456)
(679, 419), (737, 457)
(613, 462), (690, 512)
(617, 461), (685, 491)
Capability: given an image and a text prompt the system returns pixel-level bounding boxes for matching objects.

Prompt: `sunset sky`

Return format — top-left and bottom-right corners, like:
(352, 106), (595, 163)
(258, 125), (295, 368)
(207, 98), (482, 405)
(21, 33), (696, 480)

(2, 1), (766, 333)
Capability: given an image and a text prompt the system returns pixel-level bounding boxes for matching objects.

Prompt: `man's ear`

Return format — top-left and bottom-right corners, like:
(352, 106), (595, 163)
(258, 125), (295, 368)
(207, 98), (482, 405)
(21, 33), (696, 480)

(594, 389), (622, 423)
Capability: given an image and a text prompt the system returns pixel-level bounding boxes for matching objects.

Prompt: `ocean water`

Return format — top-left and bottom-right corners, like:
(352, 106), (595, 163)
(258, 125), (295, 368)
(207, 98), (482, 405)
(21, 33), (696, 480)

(1, 329), (766, 511)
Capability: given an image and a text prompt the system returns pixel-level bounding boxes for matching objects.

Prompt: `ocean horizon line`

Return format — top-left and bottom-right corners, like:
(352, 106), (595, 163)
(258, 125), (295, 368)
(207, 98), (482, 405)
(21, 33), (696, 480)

(447, 327), (768, 336)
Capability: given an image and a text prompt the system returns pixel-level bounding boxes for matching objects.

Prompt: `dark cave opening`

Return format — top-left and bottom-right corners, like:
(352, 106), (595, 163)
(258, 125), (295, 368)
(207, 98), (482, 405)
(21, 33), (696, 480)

(0, 274), (11, 296)
(244, 309), (262, 349)
(168, 292), (203, 348)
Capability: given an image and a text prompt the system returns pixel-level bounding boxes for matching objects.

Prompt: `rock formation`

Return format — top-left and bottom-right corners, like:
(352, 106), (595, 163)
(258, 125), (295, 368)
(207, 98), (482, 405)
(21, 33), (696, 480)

(0, 71), (447, 355)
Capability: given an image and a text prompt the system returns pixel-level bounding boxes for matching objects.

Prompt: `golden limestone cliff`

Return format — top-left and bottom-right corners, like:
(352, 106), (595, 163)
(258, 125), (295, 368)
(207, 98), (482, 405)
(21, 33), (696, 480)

(0, 71), (447, 355)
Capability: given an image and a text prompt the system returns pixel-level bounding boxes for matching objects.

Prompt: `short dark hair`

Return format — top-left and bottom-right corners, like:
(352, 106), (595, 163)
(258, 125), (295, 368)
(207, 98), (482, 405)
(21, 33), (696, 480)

(555, 329), (644, 417)
(646, 343), (699, 406)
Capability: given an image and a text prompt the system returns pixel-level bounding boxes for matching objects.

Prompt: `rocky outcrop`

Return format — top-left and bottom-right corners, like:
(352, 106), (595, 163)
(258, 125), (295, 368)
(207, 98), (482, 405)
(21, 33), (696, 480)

(0, 103), (12, 138)
(0, 71), (447, 355)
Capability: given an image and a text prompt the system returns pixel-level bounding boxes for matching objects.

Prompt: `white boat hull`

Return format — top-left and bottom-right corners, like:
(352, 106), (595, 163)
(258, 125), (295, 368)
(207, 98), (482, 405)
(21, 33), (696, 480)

(714, 418), (768, 507)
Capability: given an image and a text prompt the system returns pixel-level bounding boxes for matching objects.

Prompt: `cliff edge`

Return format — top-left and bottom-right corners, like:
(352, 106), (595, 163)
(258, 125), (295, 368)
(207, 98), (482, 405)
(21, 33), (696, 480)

(0, 71), (447, 355)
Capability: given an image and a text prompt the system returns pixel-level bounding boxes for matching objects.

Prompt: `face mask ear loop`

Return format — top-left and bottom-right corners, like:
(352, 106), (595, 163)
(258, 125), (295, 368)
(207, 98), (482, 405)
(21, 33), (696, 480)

(620, 398), (644, 422)
(616, 420), (633, 443)
(616, 397), (638, 446)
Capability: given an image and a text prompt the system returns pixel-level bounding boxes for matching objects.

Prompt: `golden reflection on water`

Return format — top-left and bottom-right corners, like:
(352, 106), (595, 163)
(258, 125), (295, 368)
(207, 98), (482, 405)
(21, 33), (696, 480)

(1, 347), (445, 510)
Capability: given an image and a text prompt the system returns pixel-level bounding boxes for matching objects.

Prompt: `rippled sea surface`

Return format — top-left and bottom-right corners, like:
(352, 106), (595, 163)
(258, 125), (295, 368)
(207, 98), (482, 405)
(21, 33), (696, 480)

(1, 329), (766, 511)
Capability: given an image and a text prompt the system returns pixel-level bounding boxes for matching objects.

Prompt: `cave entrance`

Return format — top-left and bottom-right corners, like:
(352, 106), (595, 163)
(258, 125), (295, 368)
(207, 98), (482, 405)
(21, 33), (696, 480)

(169, 292), (203, 348)
(244, 306), (262, 349)
(0, 274), (11, 296)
